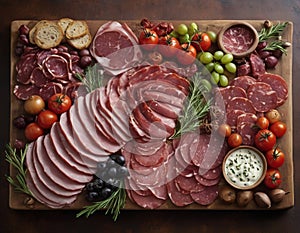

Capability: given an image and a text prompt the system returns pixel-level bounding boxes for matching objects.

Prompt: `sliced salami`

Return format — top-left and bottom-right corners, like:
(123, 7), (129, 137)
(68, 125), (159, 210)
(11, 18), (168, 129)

(226, 97), (256, 114)
(249, 53), (265, 78)
(226, 109), (245, 127)
(230, 75), (256, 91)
(214, 86), (247, 108)
(257, 73), (288, 106)
(247, 82), (278, 112)
(236, 112), (258, 125)
(166, 179), (194, 207)
(237, 122), (257, 146)
(175, 175), (205, 193)
(130, 190), (166, 209)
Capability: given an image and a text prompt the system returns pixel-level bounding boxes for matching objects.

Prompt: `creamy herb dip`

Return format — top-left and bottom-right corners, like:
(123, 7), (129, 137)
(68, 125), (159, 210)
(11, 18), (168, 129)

(224, 147), (264, 187)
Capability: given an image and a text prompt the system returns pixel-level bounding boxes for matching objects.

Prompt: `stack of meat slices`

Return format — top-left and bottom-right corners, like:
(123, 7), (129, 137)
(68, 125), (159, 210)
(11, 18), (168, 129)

(215, 73), (288, 145)
(25, 65), (191, 208)
(14, 46), (84, 101)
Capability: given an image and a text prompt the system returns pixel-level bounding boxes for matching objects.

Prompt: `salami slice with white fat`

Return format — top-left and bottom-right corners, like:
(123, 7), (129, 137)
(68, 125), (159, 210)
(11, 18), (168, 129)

(237, 122), (257, 146)
(167, 179), (194, 207)
(247, 82), (278, 112)
(130, 190), (166, 209)
(190, 185), (219, 206)
(257, 73), (288, 106)
(214, 86), (247, 109)
(226, 109), (245, 127)
(226, 97), (256, 114)
(230, 75), (256, 91)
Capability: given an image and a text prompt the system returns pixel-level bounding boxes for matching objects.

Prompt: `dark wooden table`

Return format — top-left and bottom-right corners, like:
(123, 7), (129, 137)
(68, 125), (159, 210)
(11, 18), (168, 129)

(1, 0), (299, 232)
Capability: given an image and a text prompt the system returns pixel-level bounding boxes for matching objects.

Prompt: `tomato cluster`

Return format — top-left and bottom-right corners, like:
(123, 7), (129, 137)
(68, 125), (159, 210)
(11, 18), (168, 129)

(253, 110), (287, 190)
(21, 93), (72, 141)
(139, 21), (215, 66)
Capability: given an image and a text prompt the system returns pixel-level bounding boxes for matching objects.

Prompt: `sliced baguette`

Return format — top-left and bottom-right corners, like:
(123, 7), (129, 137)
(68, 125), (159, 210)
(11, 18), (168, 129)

(34, 21), (64, 49)
(67, 32), (92, 50)
(65, 20), (89, 39)
(29, 20), (51, 44)
(58, 17), (74, 34)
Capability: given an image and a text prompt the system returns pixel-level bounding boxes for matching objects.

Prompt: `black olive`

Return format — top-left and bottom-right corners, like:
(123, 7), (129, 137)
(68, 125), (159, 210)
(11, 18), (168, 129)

(93, 179), (104, 191)
(85, 182), (94, 191)
(107, 167), (117, 177)
(106, 158), (117, 168)
(115, 155), (126, 166)
(86, 191), (99, 202)
(100, 187), (112, 199)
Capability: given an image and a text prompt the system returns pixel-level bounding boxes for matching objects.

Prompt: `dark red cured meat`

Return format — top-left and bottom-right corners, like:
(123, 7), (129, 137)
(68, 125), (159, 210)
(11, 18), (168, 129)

(226, 109), (245, 127)
(39, 82), (63, 101)
(200, 166), (222, 180)
(230, 75), (256, 91)
(222, 25), (255, 54)
(123, 139), (164, 156)
(16, 53), (36, 84)
(90, 21), (142, 76)
(237, 61), (251, 76)
(130, 190), (166, 209)
(190, 185), (219, 205)
(146, 100), (179, 119)
(30, 67), (49, 87)
(13, 84), (40, 100)
(257, 73), (288, 106)
(43, 54), (69, 80)
(175, 175), (205, 193)
(148, 184), (168, 200)
(236, 112), (258, 125)
(166, 179), (193, 207)
(126, 177), (152, 195)
(214, 86), (247, 109)
(249, 53), (265, 78)
(194, 174), (221, 187)
(129, 156), (155, 175)
(237, 122), (257, 146)
(191, 134), (210, 167)
(247, 82), (278, 112)
(226, 97), (256, 114)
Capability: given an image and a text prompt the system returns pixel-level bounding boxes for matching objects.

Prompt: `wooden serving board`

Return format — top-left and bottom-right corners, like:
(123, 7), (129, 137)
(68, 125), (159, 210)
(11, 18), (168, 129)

(9, 20), (294, 210)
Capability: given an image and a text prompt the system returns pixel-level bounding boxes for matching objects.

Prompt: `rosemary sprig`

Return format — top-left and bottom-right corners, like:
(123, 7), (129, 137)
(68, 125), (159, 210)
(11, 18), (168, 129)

(170, 73), (212, 139)
(263, 40), (288, 55)
(75, 63), (105, 92)
(5, 144), (32, 196)
(258, 21), (288, 42)
(76, 181), (126, 221)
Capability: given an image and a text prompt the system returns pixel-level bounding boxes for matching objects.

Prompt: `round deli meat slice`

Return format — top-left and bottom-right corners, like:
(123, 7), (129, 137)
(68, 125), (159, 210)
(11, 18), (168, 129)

(236, 112), (258, 125)
(257, 73), (288, 106)
(16, 53), (36, 84)
(13, 84), (41, 100)
(175, 175), (205, 193)
(230, 75), (256, 91)
(247, 82), (278, 112)
(237, 122), (257, 146)
(214, 86), (247, 108)
(226, 109), (245, 127)
(148, 184), (168, 200)
(194, 174), (221, 187)
(166, 179), (194, 207)
(130, 189), (166, 209)
(226, 96), (256, 114)
(190, 185), (219, 206)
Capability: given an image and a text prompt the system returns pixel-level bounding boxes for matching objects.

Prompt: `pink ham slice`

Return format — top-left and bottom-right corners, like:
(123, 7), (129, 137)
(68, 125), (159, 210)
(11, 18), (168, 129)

(90, 21), (142, 75)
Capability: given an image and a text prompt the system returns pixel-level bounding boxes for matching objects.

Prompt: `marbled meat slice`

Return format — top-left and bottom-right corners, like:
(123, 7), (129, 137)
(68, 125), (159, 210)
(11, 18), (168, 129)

(247, 82), (278, 112)
(175, 175), (205, 193)
(257, 73), (288, 106)
(214, 86), (247, 109)
(166, 179), (193, 207)
(230, 75), (256, 91)
(249, 53), (265, 78)
(130, 189), (166, 209)
(237, 122), (257, 146)
(226, 109), (245, 127)
(226, 97), (256, 114)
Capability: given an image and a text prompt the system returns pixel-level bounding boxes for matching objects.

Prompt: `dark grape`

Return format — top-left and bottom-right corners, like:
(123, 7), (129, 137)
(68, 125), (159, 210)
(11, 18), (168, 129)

(264, 56), (278, 69)
(272, 49), (283, 58)
(18, 25), (30, 35)
(85, 182), (94, 191)
(115, 155), (125, 166)
(13, 139), (25, 150)
(117, 166), (129, 178)
(106, 158), (117, 168)
(18, 34), (29, 45)
(13, 115), (27, 129)
(258, 50), (272, 59)
(80, 55), (92, 68)
(86, 191), (99, 201)
(79, 49), (90, 56)
(100, 187), (112, 199)
(256, 41), (267, 51)
(107, 167), (117, 177)
(93, 178), (104, 191)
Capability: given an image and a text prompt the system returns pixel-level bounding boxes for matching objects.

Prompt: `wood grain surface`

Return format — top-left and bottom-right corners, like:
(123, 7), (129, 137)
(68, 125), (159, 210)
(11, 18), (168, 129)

(1, 1), (300, 233)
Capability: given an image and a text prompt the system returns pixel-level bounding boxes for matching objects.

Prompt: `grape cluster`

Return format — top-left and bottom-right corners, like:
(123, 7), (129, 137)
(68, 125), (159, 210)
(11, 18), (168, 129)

(198, 51), (236, 87)
(85, 154), (129, 202)
(256, 41), (283, 69)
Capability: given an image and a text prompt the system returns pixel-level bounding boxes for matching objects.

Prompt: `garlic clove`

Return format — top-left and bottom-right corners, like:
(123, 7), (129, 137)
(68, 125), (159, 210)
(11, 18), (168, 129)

(269, 189), (289, 203)
(254, 192), (271, 208)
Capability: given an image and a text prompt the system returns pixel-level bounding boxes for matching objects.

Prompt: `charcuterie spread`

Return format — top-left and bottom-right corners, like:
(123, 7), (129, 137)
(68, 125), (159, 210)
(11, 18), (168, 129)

(7, 19), (293, 221)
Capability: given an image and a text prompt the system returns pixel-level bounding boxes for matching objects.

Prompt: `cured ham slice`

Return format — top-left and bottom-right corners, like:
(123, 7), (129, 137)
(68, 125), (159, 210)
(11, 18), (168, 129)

(90, 21), (142, 75)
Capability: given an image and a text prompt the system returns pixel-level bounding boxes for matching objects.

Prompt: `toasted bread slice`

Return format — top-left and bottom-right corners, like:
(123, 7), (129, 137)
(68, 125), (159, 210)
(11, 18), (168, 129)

(65, 20), (89, 39)
(58, 18), (74, 34)
(67, 32), (92, 50)
(34, 21), (64, 49)
(29, 20), (50, 44)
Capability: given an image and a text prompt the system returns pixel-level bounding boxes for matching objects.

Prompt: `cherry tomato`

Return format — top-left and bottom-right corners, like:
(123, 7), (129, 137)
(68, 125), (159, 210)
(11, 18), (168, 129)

(254, 129), (276, 152)
(256, 116), (270, 130)
(176, 43), (197, 65)
(48, 93), (72, 115)
(139, 29), (159, 50)
(227, 133), (242, 148)
(37, 110), (58, 129)
(270, 121), (287, 138)
(24, 95), (45, 115)
(265, 146), (285, 168)
(191, 32), (212, 52)
(264, 168), (282, 189)
(265, 109), (281, 124)
(158, 36), (181, 57)
(24, 122), (44, 141)
(218, 123), (232, 137)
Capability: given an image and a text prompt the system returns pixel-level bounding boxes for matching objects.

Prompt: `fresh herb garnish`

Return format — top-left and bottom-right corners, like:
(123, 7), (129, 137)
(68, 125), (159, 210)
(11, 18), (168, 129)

(5, 144), (32, 196)
(170, 73), (212, 139)
(258, 21), (288, 42)
(263, 40), (288, 55)
(75, 63), (105, 92)
(76, 182), (126, 221)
